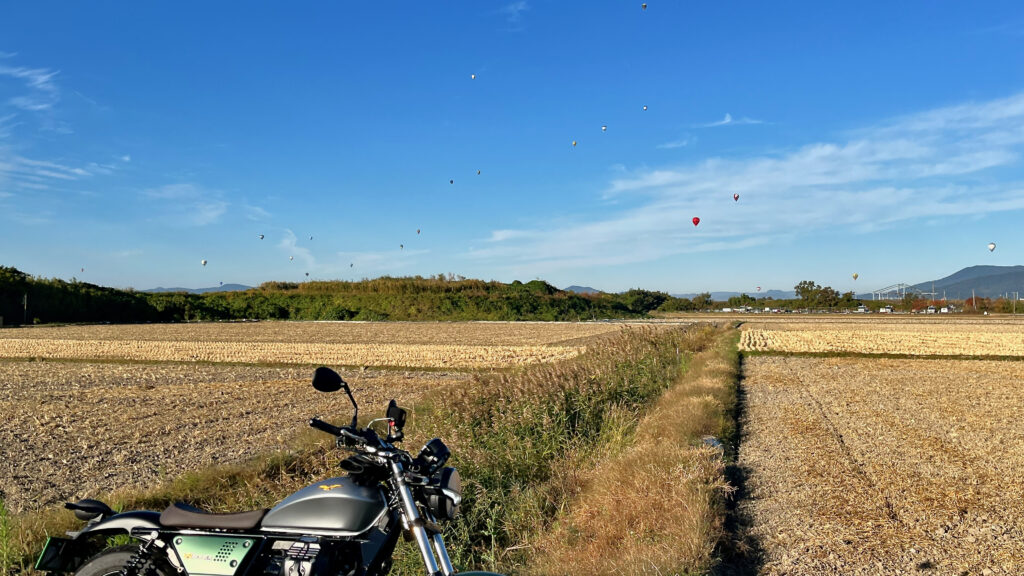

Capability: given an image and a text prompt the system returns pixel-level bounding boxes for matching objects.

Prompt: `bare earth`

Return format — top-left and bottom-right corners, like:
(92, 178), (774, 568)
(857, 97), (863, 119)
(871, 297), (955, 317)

(0, 360), (466, 514)
(0, 321), (621, 514)
(739, 356), (1024, 575)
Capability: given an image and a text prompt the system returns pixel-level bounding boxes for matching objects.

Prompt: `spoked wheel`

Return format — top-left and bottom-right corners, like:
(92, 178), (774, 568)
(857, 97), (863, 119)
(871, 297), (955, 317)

(74, 545), (171, 576)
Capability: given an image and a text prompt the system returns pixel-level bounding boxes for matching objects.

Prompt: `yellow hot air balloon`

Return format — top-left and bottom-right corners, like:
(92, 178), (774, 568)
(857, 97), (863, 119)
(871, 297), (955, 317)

(852, 273), (859, 281)
(572, 140), (577, 147)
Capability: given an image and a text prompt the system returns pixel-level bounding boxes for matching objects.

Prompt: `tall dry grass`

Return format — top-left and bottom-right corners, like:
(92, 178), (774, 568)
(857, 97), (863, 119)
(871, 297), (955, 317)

(522, 329), (739, 575)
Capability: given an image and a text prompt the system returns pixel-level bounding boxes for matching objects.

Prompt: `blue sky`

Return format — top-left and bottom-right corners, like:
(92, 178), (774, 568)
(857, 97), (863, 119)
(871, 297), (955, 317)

(2, 2), (1024, 294)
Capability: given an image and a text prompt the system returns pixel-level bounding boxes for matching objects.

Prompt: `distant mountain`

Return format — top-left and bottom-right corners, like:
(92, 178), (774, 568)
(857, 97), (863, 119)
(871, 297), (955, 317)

(911, 265), (1024, 299)
(672, 290), (796, 301)
(142, 284), (252, 294)
(564, 285), (602, 294)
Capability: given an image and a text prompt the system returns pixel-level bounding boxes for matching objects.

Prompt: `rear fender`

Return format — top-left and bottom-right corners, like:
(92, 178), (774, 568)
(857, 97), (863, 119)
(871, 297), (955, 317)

(37, 511), (162, 574)
(76, 510), (162, 539)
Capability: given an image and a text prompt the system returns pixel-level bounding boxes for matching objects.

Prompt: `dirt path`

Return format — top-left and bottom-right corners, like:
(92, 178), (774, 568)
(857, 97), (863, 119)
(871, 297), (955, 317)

(0, 360), (468, 513)
(737, 356), (1024, 575)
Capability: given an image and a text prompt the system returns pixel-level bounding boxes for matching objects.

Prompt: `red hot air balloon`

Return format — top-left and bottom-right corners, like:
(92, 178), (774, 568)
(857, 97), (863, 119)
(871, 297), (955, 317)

(692, 217), (700, 226)
(756, 286), (761, 292)
(733, 194), (739, 202)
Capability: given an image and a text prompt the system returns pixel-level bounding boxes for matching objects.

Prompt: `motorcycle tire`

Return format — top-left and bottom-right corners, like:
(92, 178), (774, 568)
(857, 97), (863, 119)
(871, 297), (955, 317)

(74, 545), (171, 576)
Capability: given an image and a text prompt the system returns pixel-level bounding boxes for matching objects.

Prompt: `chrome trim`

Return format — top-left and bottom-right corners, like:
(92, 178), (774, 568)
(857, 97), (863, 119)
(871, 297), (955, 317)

(391, 460), (440, 574)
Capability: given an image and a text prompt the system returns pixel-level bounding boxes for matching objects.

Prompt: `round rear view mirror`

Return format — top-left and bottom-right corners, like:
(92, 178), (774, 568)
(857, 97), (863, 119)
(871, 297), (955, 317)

(312, 366), (344, 392)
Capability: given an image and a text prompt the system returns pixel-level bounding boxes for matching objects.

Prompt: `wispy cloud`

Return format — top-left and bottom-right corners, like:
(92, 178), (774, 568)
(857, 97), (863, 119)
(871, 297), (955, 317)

(331, 248), (430, 276)
(142, 183), (229, 226)
(498, 1), (529, 29)
(474, 92), (1024, 275)
(279, 229), (315, 268)
(698, 112), (763, 128)
(656, 136), (692, 149)
(244, 204), (271, 221)
(0, 63), (60, 112)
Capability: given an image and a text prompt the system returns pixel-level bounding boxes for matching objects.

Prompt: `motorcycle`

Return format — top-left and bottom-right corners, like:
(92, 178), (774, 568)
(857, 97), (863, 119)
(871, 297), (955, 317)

(35, 367), (503, 576)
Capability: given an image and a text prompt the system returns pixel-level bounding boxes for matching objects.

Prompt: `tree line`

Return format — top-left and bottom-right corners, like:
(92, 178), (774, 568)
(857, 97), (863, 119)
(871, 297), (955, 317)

(0, 267), (679, 325)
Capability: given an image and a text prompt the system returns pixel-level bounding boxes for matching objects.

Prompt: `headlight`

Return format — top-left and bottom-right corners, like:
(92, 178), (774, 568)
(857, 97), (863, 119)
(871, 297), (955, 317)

(423, 467), (461, 520)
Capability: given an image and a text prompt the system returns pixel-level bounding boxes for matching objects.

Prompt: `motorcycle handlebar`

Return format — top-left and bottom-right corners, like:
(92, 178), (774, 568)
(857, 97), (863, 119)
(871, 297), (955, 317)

(309, 417), (343, 437)
(311, 417), (411, 460)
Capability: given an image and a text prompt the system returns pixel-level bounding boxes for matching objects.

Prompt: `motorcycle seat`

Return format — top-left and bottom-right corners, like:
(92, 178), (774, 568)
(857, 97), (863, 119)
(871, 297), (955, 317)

(160, 502), (268, 530)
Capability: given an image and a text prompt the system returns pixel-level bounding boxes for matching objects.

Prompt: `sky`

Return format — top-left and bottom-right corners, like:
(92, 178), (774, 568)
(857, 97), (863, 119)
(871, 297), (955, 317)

(2, 1), (1024, 294)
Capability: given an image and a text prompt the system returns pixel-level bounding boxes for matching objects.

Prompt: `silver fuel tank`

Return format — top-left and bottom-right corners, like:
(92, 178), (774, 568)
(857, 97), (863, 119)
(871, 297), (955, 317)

(260, 477), (387, 536)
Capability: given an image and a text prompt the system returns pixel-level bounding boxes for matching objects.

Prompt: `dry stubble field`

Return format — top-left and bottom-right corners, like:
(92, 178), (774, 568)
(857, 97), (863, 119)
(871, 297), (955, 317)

(737, 320), (1024, 575)
(0, 321), (625, 514)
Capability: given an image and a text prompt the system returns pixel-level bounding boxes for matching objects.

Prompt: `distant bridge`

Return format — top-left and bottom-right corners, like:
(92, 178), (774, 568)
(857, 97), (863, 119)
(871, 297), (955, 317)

(870, 283), (921, 300)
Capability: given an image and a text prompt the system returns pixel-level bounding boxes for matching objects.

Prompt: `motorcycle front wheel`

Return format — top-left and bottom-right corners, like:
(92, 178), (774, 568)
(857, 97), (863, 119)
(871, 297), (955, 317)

(74, 544), (172, 576)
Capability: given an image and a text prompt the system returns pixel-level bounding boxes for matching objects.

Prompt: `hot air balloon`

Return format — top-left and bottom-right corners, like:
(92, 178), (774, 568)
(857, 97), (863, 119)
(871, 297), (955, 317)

(305, 272), (309, 278)
(400, 244), (404, 250)
(477, 169), (481, 175)
(601, 125), (607, 132)
(201, 259), (207, 267)
(80, 268), (84, 273)
(852, 273), (859, 281)
(470, 73), (476, 80)
(642, 105), (648, 111)
(289, 256), (294, 261)
(733, 194), (739, 202)
(219, 282), (223, 286)
(572, 140), (577, 147)
(309, 236), (313, 240)
(258, 234), (264, 240)
(988, 242), (997, 252)
(756, 286), (761, 292)
(417, 229), (421, 235)
(350, 263), (354, 268)
(692, 217), (700, 226)
(641, 3), (647, 9)
(450, 179), (454, 184)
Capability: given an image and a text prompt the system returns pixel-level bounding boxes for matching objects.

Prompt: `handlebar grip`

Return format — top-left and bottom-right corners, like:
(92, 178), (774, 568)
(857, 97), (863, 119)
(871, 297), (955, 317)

(339, 428), (366, 446)
(309, 417), (343, 436)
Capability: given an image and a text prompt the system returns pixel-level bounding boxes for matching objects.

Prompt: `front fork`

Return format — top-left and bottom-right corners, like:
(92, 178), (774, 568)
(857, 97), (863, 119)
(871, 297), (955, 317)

(390, 461), (455, 576)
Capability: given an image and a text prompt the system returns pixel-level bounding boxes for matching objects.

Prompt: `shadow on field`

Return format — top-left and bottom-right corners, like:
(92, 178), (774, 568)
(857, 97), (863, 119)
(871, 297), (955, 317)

(715, 353), (764, 576)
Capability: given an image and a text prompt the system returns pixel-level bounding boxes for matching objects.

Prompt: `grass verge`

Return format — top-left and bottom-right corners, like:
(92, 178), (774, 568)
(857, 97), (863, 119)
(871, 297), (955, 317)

(519, 328), (740, 575)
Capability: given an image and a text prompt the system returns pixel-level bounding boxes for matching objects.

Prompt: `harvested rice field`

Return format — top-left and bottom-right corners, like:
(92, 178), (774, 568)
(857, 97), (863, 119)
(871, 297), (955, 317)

(738, 355), (1024, 575)
(0, 360), (467, 513)
(0, 321), (626, 514)
(739, 319), (1024, 356)
(0, 321), (624, 368)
